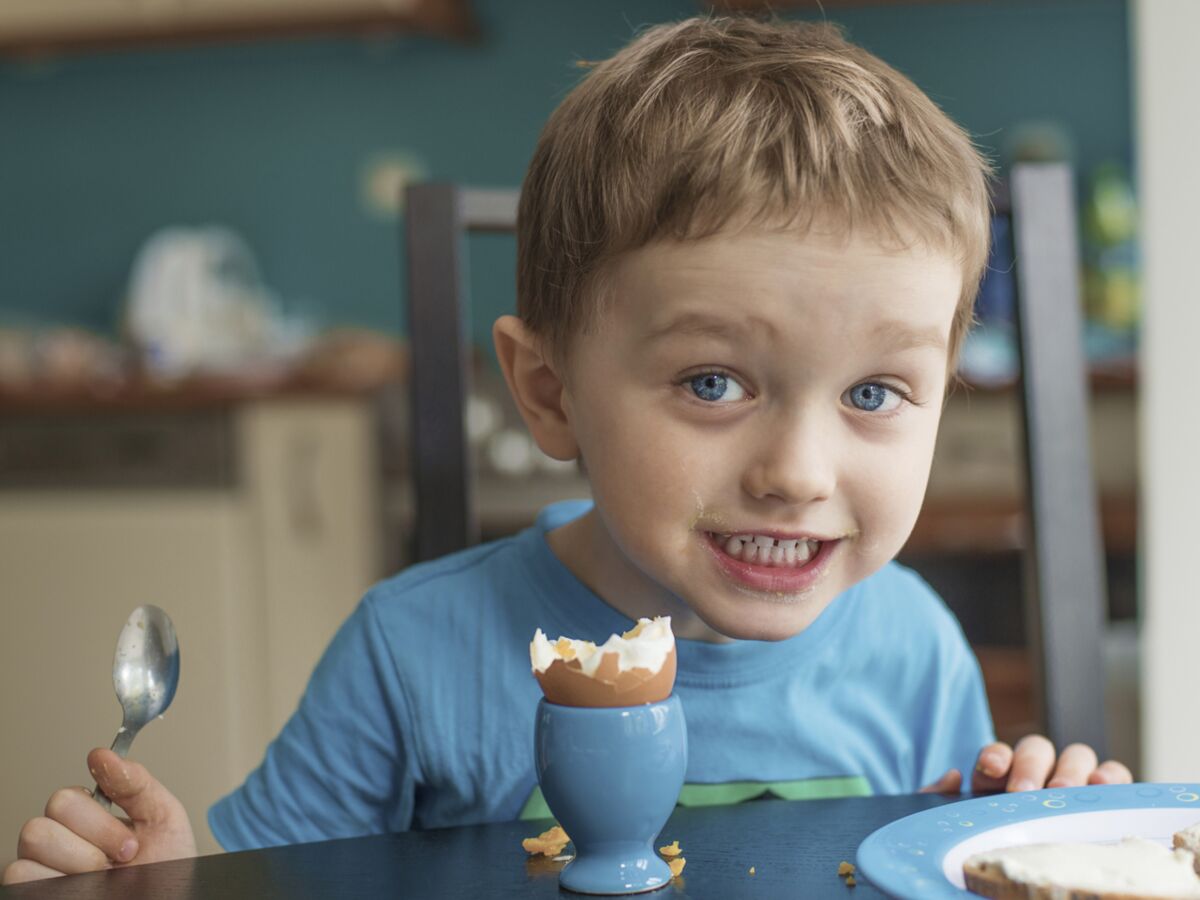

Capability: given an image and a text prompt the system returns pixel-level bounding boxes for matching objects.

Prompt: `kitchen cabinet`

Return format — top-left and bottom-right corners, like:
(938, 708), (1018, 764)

(0, 397), (379, 863)
(0, 0), (475, 56)
(917, 379), (1138, 555)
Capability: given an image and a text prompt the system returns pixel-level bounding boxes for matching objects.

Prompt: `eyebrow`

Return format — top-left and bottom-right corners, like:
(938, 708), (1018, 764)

(870, 321), (948, 353)
(642, 313), (947, 353)
(641, 312), (759, 345)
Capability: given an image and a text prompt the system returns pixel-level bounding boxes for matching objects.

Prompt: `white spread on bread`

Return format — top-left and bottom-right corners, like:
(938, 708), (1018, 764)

(971, 838), (1200, 897)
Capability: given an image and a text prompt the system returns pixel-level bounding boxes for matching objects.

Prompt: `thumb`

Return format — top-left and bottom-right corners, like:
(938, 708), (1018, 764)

(87, 748), (183, 827)
(920, 768), (963, 795)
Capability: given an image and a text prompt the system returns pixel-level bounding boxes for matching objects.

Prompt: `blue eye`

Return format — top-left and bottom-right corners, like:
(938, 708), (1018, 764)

(689, 372), (746, 403)
(846, 382), (902, 413)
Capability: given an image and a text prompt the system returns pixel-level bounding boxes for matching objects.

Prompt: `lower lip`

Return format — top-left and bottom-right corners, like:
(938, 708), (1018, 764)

(702, 533), (838, 593)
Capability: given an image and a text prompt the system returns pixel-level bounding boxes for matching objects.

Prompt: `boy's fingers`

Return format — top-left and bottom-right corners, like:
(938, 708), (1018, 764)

(970, 742), (1013, 794)
(1088, 760), (1134, 785)
(16, 816), (110, 875)
(44, 786), (138, 864)
(1046, 743), (1099, 788)
(3, 858), (66, 885)
(87, 748), (180, 828)
(1006, 734), (1056, 792)
(919, 769), (962, 795)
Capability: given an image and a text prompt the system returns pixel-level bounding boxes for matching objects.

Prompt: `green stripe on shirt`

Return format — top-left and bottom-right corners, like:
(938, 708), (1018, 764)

(518, 776), (871, 820)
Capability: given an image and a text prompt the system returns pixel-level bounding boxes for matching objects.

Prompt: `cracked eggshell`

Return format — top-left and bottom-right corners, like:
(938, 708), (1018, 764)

(535, 644), (677, 708)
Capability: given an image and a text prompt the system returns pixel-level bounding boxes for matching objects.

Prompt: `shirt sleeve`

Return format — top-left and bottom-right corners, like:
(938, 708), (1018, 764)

(207, 594), (421, 850)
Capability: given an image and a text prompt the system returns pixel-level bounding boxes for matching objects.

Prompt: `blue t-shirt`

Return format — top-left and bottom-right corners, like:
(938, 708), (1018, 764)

(209, 500), (994, 851)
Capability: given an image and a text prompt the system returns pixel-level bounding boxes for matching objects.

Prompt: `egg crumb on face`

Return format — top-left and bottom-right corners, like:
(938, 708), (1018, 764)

(668, 857), (686, 878)
(521, 824), (570, 857)
(658, 840), (682, 858)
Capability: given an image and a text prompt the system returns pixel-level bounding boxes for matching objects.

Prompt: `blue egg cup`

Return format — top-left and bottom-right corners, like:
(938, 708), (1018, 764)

(534, 695), (688, 895)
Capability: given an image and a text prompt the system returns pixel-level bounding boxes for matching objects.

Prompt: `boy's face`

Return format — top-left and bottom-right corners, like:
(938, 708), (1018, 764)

(555, 222), (962, 642)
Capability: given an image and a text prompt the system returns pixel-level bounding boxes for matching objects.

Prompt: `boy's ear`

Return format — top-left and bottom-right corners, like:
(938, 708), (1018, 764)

(492, 315), (579, 461)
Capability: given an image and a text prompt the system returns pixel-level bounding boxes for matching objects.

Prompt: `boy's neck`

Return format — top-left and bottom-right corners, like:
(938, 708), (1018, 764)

(545, 509), (733, 644)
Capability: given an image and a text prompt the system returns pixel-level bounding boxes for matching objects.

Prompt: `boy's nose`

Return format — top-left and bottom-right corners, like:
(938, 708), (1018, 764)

(741, 411), (837, 505)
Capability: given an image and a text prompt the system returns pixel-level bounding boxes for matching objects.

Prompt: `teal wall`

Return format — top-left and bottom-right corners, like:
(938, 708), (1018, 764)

(0, 0), (1130, 350)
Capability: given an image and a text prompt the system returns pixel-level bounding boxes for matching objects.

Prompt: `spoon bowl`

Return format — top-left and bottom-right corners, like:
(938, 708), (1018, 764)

(94, 605), (180, 811)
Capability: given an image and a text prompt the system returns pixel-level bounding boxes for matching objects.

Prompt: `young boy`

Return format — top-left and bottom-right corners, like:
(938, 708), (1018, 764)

(4, 15), (1130, 883)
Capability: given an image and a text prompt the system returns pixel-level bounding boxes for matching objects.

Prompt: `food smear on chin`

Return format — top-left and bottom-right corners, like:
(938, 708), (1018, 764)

(529, 617), (676, 707)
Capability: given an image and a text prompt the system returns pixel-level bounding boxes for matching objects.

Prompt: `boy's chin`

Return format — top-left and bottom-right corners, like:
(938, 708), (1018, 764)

(690, 593), (833, 642)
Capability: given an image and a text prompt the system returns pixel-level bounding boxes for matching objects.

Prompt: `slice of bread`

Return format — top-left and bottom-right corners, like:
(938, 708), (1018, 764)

(963, 838), (1200, 899)
(1175, 826), (1200, 854)
(965, 857), (1181, 899)
(1175, 825), (1200, 875)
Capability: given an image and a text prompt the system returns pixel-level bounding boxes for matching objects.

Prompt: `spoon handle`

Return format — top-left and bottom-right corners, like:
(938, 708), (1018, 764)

(92, 727), (139, 813)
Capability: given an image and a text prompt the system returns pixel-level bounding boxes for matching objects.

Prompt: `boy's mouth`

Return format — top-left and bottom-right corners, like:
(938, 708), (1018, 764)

(702, 530), (839, 594)
(705, 531), (825, 568)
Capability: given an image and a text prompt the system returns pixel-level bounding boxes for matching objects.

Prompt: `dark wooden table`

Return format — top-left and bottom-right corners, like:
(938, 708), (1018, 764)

(0, 793), (959, 899)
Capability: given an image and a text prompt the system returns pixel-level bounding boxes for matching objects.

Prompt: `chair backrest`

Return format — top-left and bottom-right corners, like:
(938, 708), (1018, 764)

(404, 183), (518, 563)
(403, 166), (1110, 756)
(1009, 163), (1109, 757)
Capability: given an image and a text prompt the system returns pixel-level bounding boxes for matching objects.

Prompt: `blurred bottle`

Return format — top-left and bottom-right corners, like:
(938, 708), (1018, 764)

(1082, 161), (1140, 336)
(958, 213), (1020, 386)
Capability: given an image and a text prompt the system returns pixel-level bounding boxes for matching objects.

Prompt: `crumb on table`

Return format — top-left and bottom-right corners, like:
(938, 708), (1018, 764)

(668, 857), (686, 878)
(521, 824), (570, 857)
(838, 860), (856, 877)
(658, 840), (682, 858)
(748, 866), (756, 876)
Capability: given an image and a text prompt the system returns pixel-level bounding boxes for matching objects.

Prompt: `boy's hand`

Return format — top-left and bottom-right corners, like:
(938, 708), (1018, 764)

(2, 748), (196, 885)
(920, 735), (1133, 795)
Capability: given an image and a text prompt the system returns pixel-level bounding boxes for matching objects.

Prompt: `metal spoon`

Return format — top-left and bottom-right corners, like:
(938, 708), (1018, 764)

(93, 605), (180, 812)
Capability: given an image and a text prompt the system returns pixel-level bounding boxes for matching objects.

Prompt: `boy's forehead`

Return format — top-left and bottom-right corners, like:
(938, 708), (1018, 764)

(601, 226), (963, 334)
(614, 222), (960, 287)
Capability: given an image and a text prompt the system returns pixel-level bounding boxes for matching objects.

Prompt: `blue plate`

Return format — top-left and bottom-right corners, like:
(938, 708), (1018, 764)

(857, 783), (1200, 898)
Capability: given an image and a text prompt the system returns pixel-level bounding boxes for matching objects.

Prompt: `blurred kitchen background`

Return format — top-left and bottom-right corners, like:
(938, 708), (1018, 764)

(2, 0), (1192, 865)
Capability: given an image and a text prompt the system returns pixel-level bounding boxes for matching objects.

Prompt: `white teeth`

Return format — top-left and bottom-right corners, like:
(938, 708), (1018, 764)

(714, 532), (823, 567)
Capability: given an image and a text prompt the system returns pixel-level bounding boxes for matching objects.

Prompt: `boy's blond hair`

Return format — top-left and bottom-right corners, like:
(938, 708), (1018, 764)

(517, 15), (992, 368)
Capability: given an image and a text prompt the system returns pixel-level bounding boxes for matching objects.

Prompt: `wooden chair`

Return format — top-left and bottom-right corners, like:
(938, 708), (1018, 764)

(402, 163), (1109, 756)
